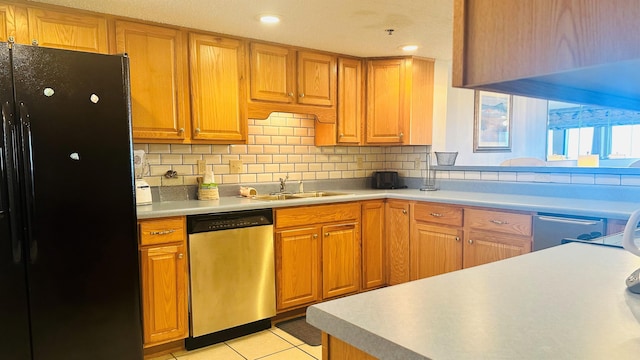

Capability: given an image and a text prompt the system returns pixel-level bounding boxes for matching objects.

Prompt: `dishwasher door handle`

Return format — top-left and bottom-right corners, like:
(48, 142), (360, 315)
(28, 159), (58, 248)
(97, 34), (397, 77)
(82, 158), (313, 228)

(536, 216), (601, 226)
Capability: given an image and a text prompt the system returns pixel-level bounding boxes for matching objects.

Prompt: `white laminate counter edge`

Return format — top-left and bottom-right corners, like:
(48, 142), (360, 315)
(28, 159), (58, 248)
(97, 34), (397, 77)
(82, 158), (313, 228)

(136, 189), (640, 220)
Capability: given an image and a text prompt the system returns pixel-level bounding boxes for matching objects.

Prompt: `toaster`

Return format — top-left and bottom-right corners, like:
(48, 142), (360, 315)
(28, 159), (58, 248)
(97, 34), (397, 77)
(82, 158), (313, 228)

(135, 179), (152, 205)
(372, 171), (401, 189)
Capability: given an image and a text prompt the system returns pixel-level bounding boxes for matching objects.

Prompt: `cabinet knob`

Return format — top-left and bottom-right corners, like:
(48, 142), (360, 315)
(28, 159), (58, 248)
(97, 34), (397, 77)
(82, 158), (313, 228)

(468, 239), (473, 244)
(339, 133), (344, 137)
(195, 128), (201, 134)
(288, 92), (294, 97)
(31, 39), (39, 46)
(402, 209), (407, 215)
(177, 253), (184, 259)
(299, 93), (305, 98)
(399, 132), (404, 138)
(178, 127), (184, 134)
(325, 232), (330, 237)
(456, 237), (461, 242)
(313, 234), (318, 239)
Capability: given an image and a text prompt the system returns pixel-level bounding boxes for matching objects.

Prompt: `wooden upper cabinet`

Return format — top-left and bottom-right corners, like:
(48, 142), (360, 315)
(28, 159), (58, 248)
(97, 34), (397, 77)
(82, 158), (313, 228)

(297, 51), (336, 106)
(366, 57), (433, 145)
(337, 57), (363, 144)
(249, 42), (295, 103)
(453, 0), (640, 110)
(23, 7), (108, 53)
(0, 5), (15, 42)
(189, 33), (247, 143)
(115, 21), (189, 142)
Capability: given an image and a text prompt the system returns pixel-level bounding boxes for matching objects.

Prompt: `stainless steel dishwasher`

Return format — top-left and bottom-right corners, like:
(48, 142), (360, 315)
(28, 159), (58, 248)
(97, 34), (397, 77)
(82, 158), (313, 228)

(533, 213), (605, 251)
(185, 209), (275, 350)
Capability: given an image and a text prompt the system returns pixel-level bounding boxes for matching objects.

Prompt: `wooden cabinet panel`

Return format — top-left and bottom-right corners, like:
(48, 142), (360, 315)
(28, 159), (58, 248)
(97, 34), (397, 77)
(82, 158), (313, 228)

(189, 33), (247, 143)
(337, 57), (363, 144)
(411, 223), (463, 280)
(361, 200), (386, 289)
(366, 58), (404, 144)
(249, 42), (295, 103)
(322, 222), (360, 299)
(0, 4), (15, 42)
(140, 242), (188, 347)
(275, 227), (322, 310)
(325, 334), (377, 360)
(139, 217), (185, 246)
(25, 7), (108, 53)
(385, 200), (410, 285)
(297, 51), (336, 106)
(115, 21), (189, 142)
(413, 202), (463, 227)
(275, 202), (360, 229)
(465, 208), (532, 236)
(463, 230), (531, 269)
(366, 57), (433, 145)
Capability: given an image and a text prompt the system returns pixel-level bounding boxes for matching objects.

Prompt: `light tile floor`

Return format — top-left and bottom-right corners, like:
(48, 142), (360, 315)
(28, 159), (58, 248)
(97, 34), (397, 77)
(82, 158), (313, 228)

(151, 327), (321, 360)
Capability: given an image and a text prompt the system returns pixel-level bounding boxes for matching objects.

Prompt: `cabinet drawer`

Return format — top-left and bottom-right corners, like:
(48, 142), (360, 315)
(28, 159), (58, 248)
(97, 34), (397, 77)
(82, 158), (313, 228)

(139, 217), (186, 246)
(464, 209), (532, 237)
(413, 202), (463, 227)
(275, 202), (360, 229)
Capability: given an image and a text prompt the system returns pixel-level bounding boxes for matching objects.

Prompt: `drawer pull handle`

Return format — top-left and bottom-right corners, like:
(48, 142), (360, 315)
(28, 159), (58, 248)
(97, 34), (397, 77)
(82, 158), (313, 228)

(430, 212), (443, 217)
(150, 229), (176, 235)
(489, 219), (509, 225)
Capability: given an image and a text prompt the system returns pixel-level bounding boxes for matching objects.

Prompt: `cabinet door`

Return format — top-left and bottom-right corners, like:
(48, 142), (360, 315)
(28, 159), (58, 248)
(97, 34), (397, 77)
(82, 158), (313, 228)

(361, 201), (386, 289)
(275, 227), (321, 310)
(297, 51), (336, 106)
(25, 8), (108, 53)
(411, 223), (462, 280)
(249, 42), (295, 103)
(140, 242), (188, 346)
(189, 33), (247, 143)
(322, 222), (360, 299)
(463, 230), (531, 269)
(337, 57), (363, 144)
(115, 21), (188, 141)
(366, 58), (405, 144)
(0, 5), (15, 42)
(385, 200), (410, 285)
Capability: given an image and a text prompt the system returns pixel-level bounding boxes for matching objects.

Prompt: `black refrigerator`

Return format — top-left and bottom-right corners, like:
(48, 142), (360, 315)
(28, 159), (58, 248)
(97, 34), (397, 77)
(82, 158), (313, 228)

(0, 43), (143, 359)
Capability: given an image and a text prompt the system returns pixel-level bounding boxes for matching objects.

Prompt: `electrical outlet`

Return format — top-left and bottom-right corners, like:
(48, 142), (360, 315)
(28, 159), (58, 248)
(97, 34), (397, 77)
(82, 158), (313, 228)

(229, 159), (243, 174)
(356, 156), (364, 169)
(414, 157), (421, 170)
(197, 160), (207, 174)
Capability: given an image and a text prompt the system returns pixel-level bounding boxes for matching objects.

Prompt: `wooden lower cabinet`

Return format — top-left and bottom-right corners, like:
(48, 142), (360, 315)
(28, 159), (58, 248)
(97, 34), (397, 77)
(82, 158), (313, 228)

(463, 230), (531, 268)
(138, 217), (189, 348)
(275, 226), (322, 310)
(361, 200), (386, 289)
(274, 203), (361, 312)
(385, 200), (410, 285)
(411, 223), (463, 280)
(323, 333), (377, 360)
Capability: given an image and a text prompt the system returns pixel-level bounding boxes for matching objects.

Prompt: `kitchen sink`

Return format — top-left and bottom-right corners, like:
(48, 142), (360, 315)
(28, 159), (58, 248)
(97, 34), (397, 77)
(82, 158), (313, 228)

(250, 191), (353, 201)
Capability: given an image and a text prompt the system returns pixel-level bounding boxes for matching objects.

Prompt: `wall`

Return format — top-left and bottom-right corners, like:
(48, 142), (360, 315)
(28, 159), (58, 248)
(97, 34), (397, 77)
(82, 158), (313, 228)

(134, 112), (429, 188)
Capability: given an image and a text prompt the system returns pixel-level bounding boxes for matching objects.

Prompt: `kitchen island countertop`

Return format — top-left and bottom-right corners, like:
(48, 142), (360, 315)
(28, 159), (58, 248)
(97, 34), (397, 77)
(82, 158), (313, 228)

(136, 188), (640, 220)
(306, 243), (640, 359)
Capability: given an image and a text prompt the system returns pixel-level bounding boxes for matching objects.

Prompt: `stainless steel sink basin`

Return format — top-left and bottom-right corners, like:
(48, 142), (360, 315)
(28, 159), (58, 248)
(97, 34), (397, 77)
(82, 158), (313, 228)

(250, 191), (352, 201)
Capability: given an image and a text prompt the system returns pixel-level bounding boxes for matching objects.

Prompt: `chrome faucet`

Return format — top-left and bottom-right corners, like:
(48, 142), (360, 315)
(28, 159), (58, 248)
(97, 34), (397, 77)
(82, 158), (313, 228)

(279, 175), (289, 193)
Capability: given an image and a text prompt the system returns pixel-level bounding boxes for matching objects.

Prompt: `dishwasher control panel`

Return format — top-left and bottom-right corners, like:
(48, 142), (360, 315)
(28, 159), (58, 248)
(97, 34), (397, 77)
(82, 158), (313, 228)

(187, 209), (273, 233)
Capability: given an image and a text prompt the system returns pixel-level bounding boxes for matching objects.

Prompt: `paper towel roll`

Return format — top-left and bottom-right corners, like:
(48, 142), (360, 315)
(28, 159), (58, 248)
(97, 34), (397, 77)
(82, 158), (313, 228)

(240, 186), (257, 197)
(203, 170), (215, 184)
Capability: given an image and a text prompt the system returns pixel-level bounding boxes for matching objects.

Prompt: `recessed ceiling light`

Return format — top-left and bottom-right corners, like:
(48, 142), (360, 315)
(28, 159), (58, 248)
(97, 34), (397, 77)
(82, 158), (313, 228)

(401, 45), (419, 52)
(259, 15), (281, 24)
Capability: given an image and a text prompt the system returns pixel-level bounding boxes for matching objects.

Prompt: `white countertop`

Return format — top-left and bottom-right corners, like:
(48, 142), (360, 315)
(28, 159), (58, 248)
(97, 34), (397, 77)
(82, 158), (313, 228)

(306, 243), (640, 360)
(136, 188), (640, 220)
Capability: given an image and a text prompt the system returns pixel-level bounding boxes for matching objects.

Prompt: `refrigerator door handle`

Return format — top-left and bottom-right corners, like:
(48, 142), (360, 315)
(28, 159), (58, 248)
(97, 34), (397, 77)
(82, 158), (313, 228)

(2, 101), (22, 264)
(18, 101), (37, 263)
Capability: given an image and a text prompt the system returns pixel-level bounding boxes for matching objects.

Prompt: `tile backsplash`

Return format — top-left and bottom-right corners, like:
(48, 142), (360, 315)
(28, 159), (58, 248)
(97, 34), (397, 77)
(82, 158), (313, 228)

(134, 112), (428, 187)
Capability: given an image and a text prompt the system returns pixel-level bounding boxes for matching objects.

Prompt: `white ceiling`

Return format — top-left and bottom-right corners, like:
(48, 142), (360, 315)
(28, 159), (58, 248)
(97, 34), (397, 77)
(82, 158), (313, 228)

(31, 0), (454, 60)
